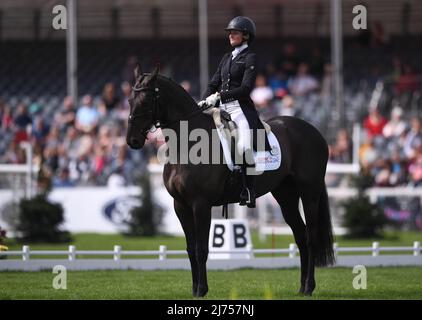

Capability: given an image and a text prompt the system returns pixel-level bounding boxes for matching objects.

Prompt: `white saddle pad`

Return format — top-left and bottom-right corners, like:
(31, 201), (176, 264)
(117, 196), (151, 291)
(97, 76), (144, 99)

(215, 126), (282, 172)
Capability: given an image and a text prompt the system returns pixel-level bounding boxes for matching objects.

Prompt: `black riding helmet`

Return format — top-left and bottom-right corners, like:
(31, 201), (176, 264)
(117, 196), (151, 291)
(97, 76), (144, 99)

(224, 16), (256, 44)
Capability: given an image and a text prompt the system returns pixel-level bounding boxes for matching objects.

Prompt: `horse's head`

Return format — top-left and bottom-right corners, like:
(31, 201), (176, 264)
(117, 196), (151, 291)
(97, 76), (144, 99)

(126, 64), (160, 149)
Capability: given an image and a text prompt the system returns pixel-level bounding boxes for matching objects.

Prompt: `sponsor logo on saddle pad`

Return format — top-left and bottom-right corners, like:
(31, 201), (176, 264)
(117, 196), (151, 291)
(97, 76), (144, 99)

(216, 129), (282, 172)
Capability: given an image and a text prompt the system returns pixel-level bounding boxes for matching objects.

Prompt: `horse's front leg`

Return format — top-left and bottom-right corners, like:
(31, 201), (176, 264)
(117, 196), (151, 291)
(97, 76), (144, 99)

(173, 199), (199, 296)
(191, 200), (212, 297)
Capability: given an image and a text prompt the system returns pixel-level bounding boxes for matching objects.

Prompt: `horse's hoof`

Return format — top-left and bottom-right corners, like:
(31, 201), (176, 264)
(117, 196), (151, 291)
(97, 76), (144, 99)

(195, 286), (208, 298)
(303, 283), (315, 296)
(298, 286), (305, 295)
(192, 283), (199, 297)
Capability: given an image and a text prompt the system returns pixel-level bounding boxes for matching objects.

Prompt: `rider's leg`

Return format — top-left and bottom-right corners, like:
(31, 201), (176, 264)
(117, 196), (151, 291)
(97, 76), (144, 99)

(239, 148), (256, 207)
(228, 106), (256, 207)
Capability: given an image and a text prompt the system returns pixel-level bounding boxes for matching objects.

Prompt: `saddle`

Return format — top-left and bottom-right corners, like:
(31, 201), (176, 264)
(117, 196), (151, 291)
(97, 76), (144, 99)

(203, 106), (272, 145)
(202, 106), (281, 218)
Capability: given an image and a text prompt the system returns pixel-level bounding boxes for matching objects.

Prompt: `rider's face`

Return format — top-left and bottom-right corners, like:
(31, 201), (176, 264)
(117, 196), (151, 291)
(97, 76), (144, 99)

(228, 30), (244, 47)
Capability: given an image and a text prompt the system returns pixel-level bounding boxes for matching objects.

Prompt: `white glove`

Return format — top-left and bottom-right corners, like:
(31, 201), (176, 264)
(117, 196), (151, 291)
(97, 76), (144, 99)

(205, 92), (220, 107)
(198, 100), (207, 108)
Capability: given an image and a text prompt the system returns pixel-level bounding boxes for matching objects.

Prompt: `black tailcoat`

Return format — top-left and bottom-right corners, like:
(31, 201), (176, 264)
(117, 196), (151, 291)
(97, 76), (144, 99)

(203, 47), (271, 151)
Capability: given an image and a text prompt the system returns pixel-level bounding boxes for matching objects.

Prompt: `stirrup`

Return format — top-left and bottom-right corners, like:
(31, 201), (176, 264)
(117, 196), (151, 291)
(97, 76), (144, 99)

(239, 188), (251, 206)
(239, 187), (255, 208)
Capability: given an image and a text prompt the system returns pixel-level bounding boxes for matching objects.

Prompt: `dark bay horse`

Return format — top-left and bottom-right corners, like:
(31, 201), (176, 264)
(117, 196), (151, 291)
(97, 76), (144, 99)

(126, 65), (335, 297)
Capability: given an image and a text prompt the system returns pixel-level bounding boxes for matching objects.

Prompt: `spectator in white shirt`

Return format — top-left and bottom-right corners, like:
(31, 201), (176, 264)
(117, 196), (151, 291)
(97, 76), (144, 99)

(75, 95), (100, 134)
(288, 63), (319, 96)
(251, 74), (273, 108)
(383, 106), (407, 139)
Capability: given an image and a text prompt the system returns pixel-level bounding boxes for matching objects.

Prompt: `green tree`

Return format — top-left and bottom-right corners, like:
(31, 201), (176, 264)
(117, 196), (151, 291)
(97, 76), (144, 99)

(342, 173), (387, 238)
(126, 171), (162, 236)
(15, 169), (71, 243)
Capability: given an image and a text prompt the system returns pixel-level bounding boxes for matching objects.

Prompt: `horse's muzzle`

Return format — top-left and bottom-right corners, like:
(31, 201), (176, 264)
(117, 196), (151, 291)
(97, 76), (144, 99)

(128, 137), (143, 149)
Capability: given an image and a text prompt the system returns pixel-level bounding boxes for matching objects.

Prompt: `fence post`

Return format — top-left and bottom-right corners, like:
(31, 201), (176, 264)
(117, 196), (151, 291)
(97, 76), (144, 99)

(246, 244), (253, 259)
(22, 245), (29, 261)
(372, 242), (380, 257)
(68, 245), (76, 261)
(413, 241), (421, 257)
(333, 242), (339, 259)
(159, 245), (167, 260)
(114, 245), (121, 261)
(289, 243), (297, 258)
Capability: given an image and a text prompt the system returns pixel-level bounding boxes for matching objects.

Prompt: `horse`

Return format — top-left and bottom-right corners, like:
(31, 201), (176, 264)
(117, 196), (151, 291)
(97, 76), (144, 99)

(126, 65), (335, 297)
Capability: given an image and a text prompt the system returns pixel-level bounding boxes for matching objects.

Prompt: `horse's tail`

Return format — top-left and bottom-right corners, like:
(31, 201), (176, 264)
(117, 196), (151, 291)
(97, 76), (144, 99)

(314, 183), (336, 267)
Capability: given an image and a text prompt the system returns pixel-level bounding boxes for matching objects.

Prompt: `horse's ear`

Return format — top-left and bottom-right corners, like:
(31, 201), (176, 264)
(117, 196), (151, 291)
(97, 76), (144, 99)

(134, 63), (142, 80)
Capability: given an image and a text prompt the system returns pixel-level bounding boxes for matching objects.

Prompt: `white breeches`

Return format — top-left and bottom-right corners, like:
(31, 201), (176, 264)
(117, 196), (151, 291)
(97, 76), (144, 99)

(220, 100), (252, 157)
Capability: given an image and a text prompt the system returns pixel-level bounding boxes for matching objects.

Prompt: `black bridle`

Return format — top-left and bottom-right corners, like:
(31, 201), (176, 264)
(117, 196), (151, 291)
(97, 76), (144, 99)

(129, 84), (211, 140)
(128, 85), (161, 140)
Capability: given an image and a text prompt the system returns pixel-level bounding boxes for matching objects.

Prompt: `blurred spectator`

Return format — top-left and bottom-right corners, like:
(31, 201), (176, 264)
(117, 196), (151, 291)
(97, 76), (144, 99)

(112, 82), (131, 126)
(28, 103), (43, 116)
(389, 149), (407, 186)
(98, 125), (113, 155)
(288, 63), (319, 96)
(53, 167), (75, 187)
(374, 158), (391, 186)
(403, 116), (422, 160)
(329, 129), (352, 163)
(363, 107), (388, 139)
(2, 141), (26, 164)
(13, 103), (32, 143)
(31, 115), (50, 148)
(409, 152), (422, 187)
(267, 70), (289, 99)
(99, 83), (119, 115)
(1, 104), (13, 131)
(277, 95), (297, 117)
(383, 106), (407, 139)
(54, 96), (76, 133)
(43, 126), (61, 172)
(75, 95), (100, 134)
(14, 104), (32, 130)
(93, 145), (107, 180)
(359, 136), (378, 172)
(60, 126), (81, 161)
(77, 133), (94, 159)
(251, 74), (274, 108)
(320, 63), (333, 101)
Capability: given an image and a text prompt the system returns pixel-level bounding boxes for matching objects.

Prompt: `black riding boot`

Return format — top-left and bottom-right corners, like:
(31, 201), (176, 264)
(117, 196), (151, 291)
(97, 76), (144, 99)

(239, 150), (256, 208)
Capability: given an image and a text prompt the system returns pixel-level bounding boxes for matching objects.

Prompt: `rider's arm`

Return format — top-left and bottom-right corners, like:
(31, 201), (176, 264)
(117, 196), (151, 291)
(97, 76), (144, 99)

(220, 53), (257, 104)
(202, 54), (227, 100)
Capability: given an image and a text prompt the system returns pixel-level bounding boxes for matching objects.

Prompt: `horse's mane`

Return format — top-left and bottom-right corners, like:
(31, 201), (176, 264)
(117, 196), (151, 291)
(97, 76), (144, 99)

(154, 74), (199, 108)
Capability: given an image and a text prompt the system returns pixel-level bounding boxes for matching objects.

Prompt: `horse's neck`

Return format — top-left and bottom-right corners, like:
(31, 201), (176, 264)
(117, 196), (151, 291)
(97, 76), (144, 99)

(160, 80), (212, 132)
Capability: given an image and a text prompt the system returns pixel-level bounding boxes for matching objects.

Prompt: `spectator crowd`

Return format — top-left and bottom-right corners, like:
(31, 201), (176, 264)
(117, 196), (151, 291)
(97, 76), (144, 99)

(1, 37), (421, 189)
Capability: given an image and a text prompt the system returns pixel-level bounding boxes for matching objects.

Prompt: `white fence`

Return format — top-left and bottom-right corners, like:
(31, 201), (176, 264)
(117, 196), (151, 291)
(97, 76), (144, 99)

(1, 242), (421, 271)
